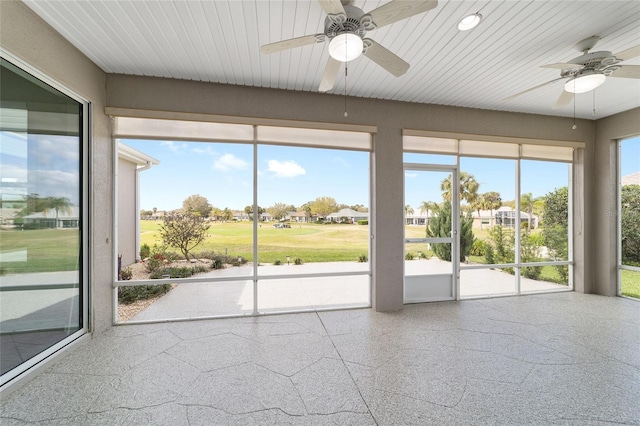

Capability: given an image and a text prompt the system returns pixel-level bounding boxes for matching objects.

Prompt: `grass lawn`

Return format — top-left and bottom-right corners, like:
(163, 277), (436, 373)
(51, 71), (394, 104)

(621, 269), (640, 299)
(141, 220), (370, 264)
(0, 228), (80, 274)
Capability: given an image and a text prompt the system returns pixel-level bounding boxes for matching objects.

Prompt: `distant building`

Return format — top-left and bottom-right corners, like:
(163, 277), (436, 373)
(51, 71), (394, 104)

(20, 205), (80, 229)
(622, 172), (640, 186)
(326, 208), (369, 223)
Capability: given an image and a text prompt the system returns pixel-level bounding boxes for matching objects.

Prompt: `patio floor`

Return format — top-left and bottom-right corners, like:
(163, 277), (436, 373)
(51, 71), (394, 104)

(1, 292), (639, 425)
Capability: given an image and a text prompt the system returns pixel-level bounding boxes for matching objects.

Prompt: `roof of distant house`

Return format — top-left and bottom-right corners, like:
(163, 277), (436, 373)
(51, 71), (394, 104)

(622, 172), (640, 186)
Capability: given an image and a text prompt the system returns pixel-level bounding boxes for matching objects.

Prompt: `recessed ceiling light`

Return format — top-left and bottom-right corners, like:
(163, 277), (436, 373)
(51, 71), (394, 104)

(458, 13), (482, 31)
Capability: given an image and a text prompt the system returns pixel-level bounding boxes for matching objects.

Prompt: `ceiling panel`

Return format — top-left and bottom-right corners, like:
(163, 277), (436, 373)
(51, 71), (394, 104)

(21, 0), (640, 119)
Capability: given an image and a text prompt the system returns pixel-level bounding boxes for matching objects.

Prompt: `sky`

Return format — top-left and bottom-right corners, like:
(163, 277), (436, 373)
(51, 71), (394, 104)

(124, 139), (369, 211)
(122, 135), (640, 212)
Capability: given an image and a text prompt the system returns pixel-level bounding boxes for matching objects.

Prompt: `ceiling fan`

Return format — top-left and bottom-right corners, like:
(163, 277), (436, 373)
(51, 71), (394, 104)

(260, 0), (438, 92)
(504, 36), (640, 108)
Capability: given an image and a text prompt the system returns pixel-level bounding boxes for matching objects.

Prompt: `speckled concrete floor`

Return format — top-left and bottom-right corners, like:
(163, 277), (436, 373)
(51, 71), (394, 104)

(1, 292), (639, 425)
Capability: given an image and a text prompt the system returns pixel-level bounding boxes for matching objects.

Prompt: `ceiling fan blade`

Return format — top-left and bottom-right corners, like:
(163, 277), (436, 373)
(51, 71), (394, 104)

(502, 78), (564, 102)
(541, 62), (583, 70)
(363, 41), (409, 77)
(318, 0), (345, 17)
(610, 65), (640, 79)
(553, 90), (574, 109)
(319, 57), (341, 92)
(368, 0), (438, 29)
(261, 34), (322, 55)
(614, 45), (640, 61)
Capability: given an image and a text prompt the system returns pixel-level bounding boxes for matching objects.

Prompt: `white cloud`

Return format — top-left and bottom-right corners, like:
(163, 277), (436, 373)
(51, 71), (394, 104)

(405, 172), (418, 178)
(160, 141), (187, 153)
(192, 146), (217, 156)
(332, 156), (350, 168)
(213, 153), (249, 171)
(267, 160), (306, 178)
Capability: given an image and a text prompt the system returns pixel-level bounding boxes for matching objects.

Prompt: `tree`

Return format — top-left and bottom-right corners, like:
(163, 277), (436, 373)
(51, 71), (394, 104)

(244, 205), (264, 220)
(542, 187), (569, 282)
(182, 194), (212, 218)
(471, 194), (486, 229)
(419, 201), (435, 225)
(621, 184), (640, 263)
(426, 201), (474, 262)
(441, 172), (480, 206)
(159, 212), (211, 261)
(43, 196), (73, 228)
(483, 191), (502, 227)
(405, 205), (414, 216)
(310, 196), (338, 218)
(267, 202), (290, 221)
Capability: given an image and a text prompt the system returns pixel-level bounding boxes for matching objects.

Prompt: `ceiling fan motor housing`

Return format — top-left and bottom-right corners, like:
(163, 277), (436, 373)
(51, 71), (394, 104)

(561, 51), (621, 78)
(324, 5), (374, 41)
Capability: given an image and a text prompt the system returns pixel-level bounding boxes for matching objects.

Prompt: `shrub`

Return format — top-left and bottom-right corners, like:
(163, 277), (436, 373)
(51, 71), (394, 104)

(273, 259), (282, 265)
(139, 243), (151, 260)
(405, 252), (415, 260)
(148, 265), (208, 280)
(470, 239), (485, 256)
(121, 267), (133, 281)
(357, 220), (368, 225)
(211, 257), (224, 269)
(358, 254), (368, 262)
(294, 257), (303, 265)
(118, 284), (172, 305)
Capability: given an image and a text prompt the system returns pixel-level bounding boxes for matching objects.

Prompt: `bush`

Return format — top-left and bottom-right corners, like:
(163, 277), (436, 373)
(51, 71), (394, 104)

(358, 254), (368, 262)
(357, 220), (368, 225)
(405, 252), (415, 260)
(118, 284), (172, 305)
(121, 267), (133, 281)
(294, 257), (303, 265)
(148, 265), (208, 280)
(139, 243), (151, 260)
(273, 259), (282, 265)
(470, 239), (485, 256)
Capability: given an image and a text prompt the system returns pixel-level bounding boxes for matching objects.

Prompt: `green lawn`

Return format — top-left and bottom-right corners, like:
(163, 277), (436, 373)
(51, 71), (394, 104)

(621, 269), (640, 299)
(141, 220), (370, 264)
(0, 228), (80, 274)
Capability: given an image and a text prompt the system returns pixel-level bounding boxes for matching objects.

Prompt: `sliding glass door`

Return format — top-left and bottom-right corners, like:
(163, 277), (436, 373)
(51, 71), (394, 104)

(1, 56), (87, 386)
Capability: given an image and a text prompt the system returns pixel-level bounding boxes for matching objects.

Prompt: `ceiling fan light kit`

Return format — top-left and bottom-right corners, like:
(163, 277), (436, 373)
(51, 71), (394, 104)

(457, 13), (482, 31)
(328, 33), (363, 62)
(503, 35), (640, 109)
(564, 72), (606, 94)
(260, 0), (438, 92)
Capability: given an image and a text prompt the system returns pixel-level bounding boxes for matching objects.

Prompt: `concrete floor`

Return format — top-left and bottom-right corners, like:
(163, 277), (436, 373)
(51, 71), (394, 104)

(1, 292), (639, 425)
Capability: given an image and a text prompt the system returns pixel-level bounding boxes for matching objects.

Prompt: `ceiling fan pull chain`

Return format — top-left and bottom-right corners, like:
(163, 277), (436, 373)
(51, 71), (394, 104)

(572, 79), (577, 130)
(592, 90), (596, 117)
(344, 63), (349, 118)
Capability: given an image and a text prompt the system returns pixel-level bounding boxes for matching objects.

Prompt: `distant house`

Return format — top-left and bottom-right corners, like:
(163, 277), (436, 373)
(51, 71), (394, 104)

(622, 172), (640, 186)
(117, 142), (159, 265)
(21, 205), (80, 229)
(0, 208), (20, 227)
(471, 206), (538, 229)
(405, 208), (431, 226)
(326, 208), (369, 223)
(288, 211), (309, 222)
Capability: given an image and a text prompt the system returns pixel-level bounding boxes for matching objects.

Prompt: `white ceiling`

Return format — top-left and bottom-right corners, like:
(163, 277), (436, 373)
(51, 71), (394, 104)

(23, 0), (640, 120)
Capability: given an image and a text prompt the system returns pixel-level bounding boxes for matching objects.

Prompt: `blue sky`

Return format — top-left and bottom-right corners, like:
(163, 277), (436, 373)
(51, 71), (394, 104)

(123, 136), (640, 212)
(124, 139), (369, 211)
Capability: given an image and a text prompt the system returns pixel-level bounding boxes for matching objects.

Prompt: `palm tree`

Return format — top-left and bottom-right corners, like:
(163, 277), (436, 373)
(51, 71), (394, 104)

(440, 172), (480, 207)
(520, 193), (534, 230)
(43, 196), (73, 228)
(419, 201), (434, 225)
(482, 191), (502, 227)
(471, 194), (486, 229)
(405, 205), (414, 215)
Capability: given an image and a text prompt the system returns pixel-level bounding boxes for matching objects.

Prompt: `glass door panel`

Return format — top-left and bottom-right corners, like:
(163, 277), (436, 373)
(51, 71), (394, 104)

(404, 167), (457, 303)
